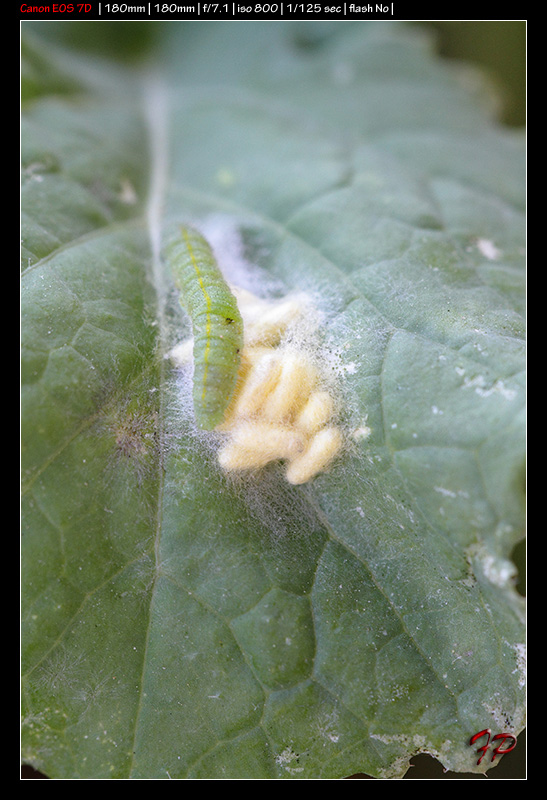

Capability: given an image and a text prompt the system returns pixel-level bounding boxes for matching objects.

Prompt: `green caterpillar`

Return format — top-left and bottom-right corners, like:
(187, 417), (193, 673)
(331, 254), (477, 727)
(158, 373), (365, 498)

(166, 225), (244, 430)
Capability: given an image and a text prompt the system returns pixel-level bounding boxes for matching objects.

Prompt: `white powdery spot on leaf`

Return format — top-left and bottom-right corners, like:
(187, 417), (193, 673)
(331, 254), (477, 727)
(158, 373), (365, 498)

(476, 237), (502, 261)
(461, 375), (518, 401)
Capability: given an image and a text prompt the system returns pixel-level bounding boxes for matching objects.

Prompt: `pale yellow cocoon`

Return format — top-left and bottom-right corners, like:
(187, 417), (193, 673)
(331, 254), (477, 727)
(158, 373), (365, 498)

(261, 354), (318, 422)
(233, 287), (303, 348)
(243, 300), (302, 347)
(220, 351), (284, 426)
(285, 427), (343, 485)
(218, 422), (305, 471)
(294, 390), (336, 435)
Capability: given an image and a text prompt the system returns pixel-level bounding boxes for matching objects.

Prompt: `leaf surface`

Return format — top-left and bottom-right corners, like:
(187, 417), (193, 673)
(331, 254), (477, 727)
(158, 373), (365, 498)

(21, 22), (525, 779)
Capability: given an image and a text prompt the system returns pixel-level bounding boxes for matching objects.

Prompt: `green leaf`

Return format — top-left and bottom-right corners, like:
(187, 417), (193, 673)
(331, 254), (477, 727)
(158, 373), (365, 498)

(21, 22), (525, 779)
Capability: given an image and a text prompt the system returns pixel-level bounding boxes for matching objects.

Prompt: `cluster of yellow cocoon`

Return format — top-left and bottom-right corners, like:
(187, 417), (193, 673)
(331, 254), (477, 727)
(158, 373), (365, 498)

(171, 286), (343, 485)
(216, 344), (343, 484)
